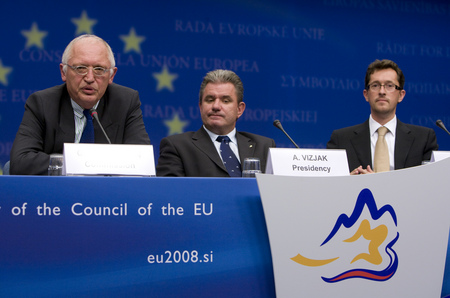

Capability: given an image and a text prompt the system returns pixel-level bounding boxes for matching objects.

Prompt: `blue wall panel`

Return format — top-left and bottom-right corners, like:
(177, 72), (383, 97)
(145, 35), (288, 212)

(1, 0), (449, 167)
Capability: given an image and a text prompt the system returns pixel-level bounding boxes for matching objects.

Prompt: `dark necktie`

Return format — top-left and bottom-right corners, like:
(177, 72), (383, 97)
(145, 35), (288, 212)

(80, 109), (95, 143)
(216, 136), (241, 177)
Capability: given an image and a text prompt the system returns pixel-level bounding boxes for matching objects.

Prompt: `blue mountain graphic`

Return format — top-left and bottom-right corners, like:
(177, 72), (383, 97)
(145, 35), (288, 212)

(321, 188), (397, 246)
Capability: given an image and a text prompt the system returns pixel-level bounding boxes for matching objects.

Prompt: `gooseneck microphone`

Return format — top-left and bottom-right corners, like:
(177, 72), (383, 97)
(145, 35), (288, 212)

(273, 119), (300, 148)
(90, 108), (112, 144)
(436, 119), (450, 136)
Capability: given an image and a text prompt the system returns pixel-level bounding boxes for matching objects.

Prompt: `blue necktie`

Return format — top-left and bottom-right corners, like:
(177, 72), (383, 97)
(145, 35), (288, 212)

(80, 109), (95, 143)
(216, 136), (241, 177)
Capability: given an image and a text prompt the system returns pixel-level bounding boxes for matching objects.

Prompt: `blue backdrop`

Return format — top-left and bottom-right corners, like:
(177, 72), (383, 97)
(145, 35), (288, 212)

(1, 0), (450, 169)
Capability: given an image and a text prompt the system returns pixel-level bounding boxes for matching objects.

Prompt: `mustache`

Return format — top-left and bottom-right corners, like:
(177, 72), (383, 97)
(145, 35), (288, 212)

(376, 96), (388, 101)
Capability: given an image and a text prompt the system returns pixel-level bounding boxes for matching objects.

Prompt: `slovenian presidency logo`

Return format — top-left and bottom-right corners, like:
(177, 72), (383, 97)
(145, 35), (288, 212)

(291, 188), (399, 283)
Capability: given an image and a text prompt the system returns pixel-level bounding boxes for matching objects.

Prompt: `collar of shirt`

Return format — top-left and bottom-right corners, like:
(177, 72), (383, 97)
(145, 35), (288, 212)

(369, 114), (397, 138)
(203, 126), (240, 162)
(70, 100), (100, 118)
(369, 115), (397, 170)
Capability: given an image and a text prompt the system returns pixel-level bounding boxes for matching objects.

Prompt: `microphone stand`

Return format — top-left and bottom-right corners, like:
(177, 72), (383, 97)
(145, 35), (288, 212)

(273, 120), (300, 148)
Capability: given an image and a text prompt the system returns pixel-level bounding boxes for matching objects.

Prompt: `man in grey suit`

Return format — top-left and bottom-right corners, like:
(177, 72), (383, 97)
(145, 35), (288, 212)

(156, 69), (275, 177)
(327, 59), (438, 174)
(10, 34), (150, 175)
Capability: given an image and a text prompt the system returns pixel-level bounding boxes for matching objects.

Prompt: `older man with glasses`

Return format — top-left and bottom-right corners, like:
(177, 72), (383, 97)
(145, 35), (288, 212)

(10, 34), (150, 175)
(327, 59), (438, 175)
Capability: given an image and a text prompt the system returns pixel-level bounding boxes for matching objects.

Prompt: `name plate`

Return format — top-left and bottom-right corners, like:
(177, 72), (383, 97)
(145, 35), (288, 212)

(265, 148), (349, 176)
(431, 151), (450, 162)
(63, 143), (156, 176)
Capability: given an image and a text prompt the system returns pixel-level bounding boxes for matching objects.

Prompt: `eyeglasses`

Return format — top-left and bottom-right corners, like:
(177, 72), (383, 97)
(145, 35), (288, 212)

(367, 82), (402, 92)
(64, 64), (110, 76)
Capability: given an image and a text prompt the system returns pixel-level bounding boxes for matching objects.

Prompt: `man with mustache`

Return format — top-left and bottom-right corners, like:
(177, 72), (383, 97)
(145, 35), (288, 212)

(10, 34), (150, 175)
(156, 69), (275, 177)
(327, 59), (438, 174)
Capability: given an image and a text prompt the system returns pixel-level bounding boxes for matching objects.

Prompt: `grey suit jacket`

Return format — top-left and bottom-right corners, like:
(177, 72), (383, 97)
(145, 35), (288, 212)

(327, 119), (438, 171)
(156, 127), (276, 177)
(10, 83), (150, 175)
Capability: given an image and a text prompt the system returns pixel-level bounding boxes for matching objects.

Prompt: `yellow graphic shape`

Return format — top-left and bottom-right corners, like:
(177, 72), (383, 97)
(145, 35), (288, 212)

(344, 219), (388, 265)
(119, 27), (146, 54)
(152, 65), (178, 92)
(21, 22), (48, 49)
(0, 59), (13, 86)
(164, 113), (189, 136)
(291, 254), (339, 267)
(71, 10), (97, 35)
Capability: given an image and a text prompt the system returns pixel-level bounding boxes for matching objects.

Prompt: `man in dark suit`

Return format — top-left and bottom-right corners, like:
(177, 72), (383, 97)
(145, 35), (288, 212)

(10, 34), (150, 175)
(156, 69), (275, 177)
(327, 59), (438, 174)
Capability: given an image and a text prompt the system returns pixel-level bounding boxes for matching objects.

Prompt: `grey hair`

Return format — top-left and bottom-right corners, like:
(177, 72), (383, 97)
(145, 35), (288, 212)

(198, 69), (244, 104)
(61, 34), (115, 76)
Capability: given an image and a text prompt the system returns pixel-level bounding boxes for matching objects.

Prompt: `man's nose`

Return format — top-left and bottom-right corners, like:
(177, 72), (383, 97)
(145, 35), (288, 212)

(212, 99), (221, 109)
(379, 85), (387, 93)
(83, 68), (95, 81)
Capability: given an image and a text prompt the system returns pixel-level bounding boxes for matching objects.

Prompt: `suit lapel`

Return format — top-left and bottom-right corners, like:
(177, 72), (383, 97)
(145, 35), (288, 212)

(55, 88), (76, 151)
(394, 120), (413, 169)
(349, 121), (372, 168)
(192, 128), (228, 174)
(236, 133), (256, 162)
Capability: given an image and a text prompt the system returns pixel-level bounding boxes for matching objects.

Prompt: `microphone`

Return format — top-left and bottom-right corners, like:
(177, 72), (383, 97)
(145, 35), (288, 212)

(273, 119), (299, 148)
(90, 108), (111, 144)
(436, 119), (450, 136)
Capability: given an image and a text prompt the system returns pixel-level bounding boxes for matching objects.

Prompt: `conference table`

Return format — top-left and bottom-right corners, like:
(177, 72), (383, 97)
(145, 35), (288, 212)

(0, 176), (448, 297)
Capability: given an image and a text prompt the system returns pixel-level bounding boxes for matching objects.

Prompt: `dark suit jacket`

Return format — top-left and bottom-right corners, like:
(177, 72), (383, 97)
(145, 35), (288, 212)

(10, 83), (150, 175)
(327, 119), (438, 171)
(156, 127), (276, 177)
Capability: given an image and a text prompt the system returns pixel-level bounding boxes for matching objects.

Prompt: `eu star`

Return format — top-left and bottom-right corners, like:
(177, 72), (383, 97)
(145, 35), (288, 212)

(0, 59), (13, 86)
(71, 10), (97, 35)
(120, 27), (146, 54)
(164, 113), (189, 136)
(152, 65), (178, 92)
(21, 22), (48, 49)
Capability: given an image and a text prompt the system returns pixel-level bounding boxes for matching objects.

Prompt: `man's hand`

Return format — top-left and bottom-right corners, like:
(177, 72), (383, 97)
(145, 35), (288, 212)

(350, 165), (374, 175)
